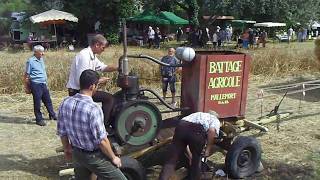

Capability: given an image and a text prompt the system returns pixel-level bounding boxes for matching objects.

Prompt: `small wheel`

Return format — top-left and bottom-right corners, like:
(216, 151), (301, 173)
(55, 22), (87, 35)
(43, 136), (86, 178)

(225, 136), (261, 178)
(120, 156), (146, 180)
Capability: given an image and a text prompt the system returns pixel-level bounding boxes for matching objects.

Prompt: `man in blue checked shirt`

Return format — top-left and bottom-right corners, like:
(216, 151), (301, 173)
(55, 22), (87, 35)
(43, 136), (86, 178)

(25, 45), (56, 126)
(57, 69), (126, 180)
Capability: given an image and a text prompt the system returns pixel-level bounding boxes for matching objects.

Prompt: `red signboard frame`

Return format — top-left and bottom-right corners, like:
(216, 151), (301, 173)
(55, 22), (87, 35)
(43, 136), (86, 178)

(181, 51), (251, 119)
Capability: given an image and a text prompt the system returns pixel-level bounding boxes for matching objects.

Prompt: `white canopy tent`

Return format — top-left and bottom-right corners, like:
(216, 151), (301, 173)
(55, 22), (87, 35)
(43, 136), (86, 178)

(311, 22), (320, 29)
(29, 9), (78, 47)
(254, 22), (286, 27)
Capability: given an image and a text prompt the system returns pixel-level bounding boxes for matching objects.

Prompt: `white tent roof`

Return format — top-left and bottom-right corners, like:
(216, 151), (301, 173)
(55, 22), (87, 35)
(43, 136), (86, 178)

(254, 22), (286, 27)
(232, 20), (256, 24)
(29, 9), (78, 23)
(311, 22), (320, 29)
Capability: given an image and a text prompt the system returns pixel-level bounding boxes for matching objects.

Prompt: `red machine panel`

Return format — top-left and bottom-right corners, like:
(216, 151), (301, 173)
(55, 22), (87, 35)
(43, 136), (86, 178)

(181, 51), (251, 119)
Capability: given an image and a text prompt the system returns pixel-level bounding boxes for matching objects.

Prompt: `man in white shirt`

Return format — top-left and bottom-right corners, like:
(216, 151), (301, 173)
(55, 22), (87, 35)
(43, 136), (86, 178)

(66, 34), (118, 126)
(159, 111), (220, 180)
(147, 26), (155, 48)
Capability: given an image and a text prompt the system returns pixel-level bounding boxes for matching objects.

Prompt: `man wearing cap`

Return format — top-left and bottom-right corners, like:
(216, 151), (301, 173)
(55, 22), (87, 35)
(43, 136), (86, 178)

(159, 111), (220, 180)
(66, 34), (118, 127)
(58, 69), (127, 180)
(24, 45), (56, 126)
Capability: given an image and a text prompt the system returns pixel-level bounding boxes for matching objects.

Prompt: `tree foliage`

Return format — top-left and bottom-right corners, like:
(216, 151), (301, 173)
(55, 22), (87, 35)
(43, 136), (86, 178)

(142, 0), (320, 27)
(1, 0), (320, 42)
(0, 0), (31, 17)
(204, 0), (320, 26)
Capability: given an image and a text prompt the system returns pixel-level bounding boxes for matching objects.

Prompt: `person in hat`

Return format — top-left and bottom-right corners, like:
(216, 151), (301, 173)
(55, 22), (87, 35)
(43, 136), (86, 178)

(159, 111), (220, 180)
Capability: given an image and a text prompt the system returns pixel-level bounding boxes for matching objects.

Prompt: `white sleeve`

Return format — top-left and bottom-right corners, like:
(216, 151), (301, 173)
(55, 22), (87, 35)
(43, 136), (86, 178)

(209, 115), (220, 136)
(74, 53), (91, 84)
(94, 57), (107, 72)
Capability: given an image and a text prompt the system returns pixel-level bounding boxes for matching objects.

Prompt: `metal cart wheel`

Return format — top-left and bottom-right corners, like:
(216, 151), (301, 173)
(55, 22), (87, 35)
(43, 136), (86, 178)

(225, 136), (261, 178)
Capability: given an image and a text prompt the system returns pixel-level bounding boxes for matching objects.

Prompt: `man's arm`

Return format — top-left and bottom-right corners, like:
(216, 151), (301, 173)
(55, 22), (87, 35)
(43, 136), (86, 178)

(23, 73), (31, 94)
(60, 136), (72, 161)
(99, 137), (122, 168)
(24, 61), (31, 94)
(204, 128), (216, 157)
(103, 64), (118, 72)
(90, 108), (122, 168)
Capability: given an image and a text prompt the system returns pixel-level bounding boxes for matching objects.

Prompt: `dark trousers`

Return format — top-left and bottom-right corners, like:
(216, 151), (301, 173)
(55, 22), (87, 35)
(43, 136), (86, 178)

(68, 89), (114, 125)
(72, 147), (127, 180)
(159, 120), (206, 180)
(162, 76), (176, 93)
(30, 82), (56, 121)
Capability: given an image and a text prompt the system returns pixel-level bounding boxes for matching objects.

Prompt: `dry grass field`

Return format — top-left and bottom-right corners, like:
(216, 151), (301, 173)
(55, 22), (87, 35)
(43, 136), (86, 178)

(0, 41), (320, 179)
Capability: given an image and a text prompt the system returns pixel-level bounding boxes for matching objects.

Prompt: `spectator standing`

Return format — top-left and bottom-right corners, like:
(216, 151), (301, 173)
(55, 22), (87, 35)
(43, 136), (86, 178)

(288, 27), (293, 43)
(260, 30), (267, 48)
(303, 28), (308, 41)
(147, 26), (155, 48)
(66, 34), (118, 127)
(219, 29), (228, 48)
(24, 45), (56, 126)
(212, 31), (218, 50)
(154, 27), (161, 49)
(176, 27), (183, 42)
(199, 27), (209, 47)
(226, 26), (232, 42)
(249, 28), (255, 49)
(242, 30), (250, 49)
(160, 48), (180, 107)
(185, 26), (190, 36)
(57, 69), (127, 180)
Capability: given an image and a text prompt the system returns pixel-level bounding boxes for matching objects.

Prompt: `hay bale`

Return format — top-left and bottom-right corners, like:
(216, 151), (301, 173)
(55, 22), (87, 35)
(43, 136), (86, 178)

(315, 38), (320, 62)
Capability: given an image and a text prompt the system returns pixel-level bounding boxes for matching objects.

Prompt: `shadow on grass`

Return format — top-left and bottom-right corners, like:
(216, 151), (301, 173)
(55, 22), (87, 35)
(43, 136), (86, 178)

(0, 154), (65, 179)
(254, 160), (315, 180)
(0, 115), (35, 125)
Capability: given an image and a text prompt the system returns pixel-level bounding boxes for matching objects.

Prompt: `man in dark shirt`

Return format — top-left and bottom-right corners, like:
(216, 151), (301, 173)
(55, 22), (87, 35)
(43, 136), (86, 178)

(160, 48), (180, 107)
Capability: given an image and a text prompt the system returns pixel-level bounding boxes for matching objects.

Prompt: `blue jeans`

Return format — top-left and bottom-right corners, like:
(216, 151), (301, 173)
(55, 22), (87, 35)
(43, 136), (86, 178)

(30, 82), (55, 121)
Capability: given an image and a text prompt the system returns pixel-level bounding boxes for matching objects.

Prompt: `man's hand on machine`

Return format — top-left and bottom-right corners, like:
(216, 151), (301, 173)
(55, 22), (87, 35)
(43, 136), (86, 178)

(98, 77), (110, 85)
(103, 64), (119, 72)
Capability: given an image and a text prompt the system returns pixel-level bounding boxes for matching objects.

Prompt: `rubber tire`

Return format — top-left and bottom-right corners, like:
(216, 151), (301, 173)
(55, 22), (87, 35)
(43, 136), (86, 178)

(225, 136), (261, 178)
(120, 156), (146, 180)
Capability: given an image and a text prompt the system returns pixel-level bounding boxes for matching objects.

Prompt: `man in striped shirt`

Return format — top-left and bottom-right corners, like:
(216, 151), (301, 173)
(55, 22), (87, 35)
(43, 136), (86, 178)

(57, 69), (126, 180)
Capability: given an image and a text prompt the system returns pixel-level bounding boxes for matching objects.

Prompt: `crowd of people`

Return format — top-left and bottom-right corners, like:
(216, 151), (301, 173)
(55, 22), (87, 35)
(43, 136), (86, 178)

(158, 25), (318, 50)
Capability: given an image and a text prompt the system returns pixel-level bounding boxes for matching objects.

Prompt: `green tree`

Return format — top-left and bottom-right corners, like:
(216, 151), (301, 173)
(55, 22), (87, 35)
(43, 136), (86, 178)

(62, 0), (138, 44)
(0, 0), (31, 17)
